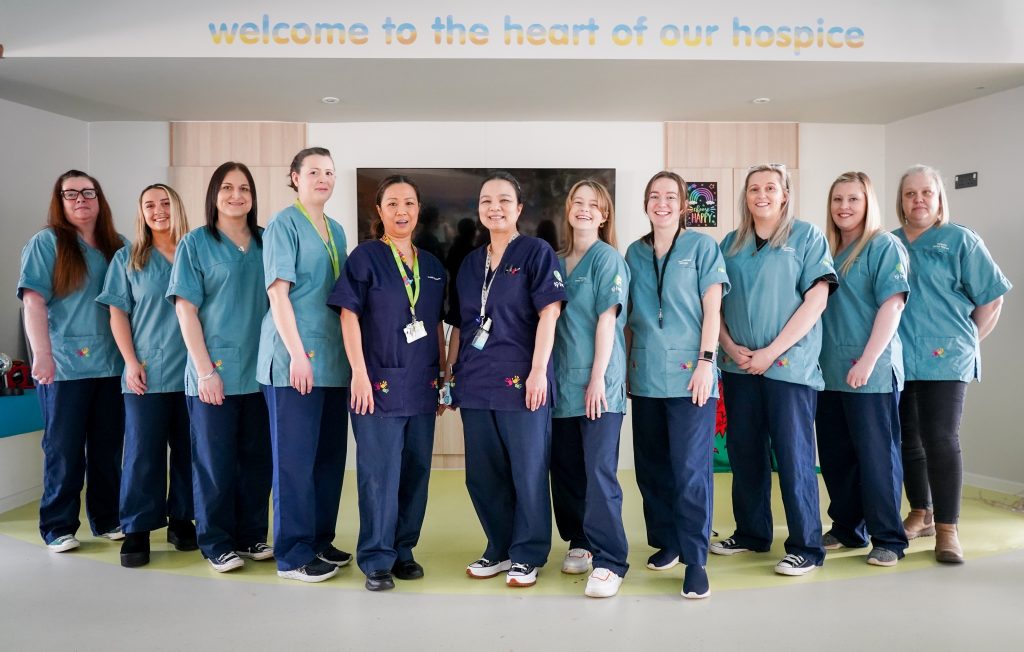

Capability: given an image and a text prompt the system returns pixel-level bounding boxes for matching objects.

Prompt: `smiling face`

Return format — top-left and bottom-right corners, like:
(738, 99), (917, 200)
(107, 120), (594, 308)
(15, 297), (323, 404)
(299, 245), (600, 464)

(376, 182), (420, 240)
(568, 184), (607, 237)
(141, 187), (172, 235)
(216, 168), (253, 221)
(745, 169), (788, 223)
(292, 154), (335, 206)
(61, 176), (99, 231)
(646, 176), (683, 230)
(830, 181), (867, 239)
(901, 172), (942, 232)
(478, 179), (522, 235)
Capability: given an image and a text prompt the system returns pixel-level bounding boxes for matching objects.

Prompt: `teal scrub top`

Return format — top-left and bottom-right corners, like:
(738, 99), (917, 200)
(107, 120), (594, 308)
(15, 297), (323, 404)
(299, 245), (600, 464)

(17, 229), (127, 381)
(720, 220), (837, 390)
(553, 240), (630, 418)
(257, 205), (351, 388)
(97, 247), (187, 394)
(166, 226), (267, 397)
(625, 230), (730, 399)
(820, 233), (910, 393)
(894, 223), (1011, 382)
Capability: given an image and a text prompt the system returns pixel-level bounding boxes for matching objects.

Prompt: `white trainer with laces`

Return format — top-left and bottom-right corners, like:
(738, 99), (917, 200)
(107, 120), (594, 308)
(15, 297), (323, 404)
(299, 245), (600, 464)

(505, 562), (538, 587)
(209, 551), (244, 573)
(48, 534), (80, 553)
(584, 568), (623, 598)
(561, 548), (593, 574)
(774, 553), (818, 576)
(466, 558), (512, 578)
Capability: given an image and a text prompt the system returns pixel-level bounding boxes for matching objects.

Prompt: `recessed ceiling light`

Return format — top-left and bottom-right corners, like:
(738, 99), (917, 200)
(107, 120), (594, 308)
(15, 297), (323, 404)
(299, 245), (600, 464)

(321, 96), (341, 104)
(752, 97), (771, 104)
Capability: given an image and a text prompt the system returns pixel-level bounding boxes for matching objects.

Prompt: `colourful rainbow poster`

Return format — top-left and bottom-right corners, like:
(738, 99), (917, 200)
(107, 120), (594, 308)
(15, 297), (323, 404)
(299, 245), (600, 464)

(686, 182), (717, 227)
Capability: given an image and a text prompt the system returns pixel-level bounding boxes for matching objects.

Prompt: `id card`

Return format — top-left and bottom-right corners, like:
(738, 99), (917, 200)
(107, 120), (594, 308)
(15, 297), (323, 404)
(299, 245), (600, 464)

(404, 320), (427, 343)
(438, 381), (452, 406)
(471, 316), (492, 350)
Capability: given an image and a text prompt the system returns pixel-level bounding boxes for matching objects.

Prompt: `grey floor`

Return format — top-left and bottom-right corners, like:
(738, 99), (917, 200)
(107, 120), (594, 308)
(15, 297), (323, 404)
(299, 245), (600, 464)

(1, 533), (1021, 652)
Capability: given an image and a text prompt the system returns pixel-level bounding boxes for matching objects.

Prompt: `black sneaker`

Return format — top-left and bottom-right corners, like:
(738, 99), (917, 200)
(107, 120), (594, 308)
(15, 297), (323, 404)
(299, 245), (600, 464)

(710, 538), (751, 556)
(774, 554), (818, 576)
(277, 558), (338, 583)
(365, 570), (395, 591)
(316, 545), (352, 567)
(392, 559), (424, 580)
(167, 520), (198, 552)
(120, 532), (151, 568)
(236, 542), (274, 561)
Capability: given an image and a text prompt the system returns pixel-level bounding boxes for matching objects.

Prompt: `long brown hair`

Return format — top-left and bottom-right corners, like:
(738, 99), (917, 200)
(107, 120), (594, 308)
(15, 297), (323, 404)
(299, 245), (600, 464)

(204, 162), (262, 247)
(640, 171), (689, 246)
(48, 170), (122, 297)
(129, 184), (190, 271)
(559, 179), (617, 257)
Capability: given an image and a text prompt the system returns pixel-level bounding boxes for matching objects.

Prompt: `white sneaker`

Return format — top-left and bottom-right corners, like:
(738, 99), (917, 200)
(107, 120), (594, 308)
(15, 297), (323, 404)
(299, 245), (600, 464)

(584, 568), (623, 598)
(561, 548), (593, 574)
(466, 557), (512, 578)
(209, 551), (244, 573)
(505, 562), (538, 587)
(48, 534), (80, 553)
(98, 526), (125, 541)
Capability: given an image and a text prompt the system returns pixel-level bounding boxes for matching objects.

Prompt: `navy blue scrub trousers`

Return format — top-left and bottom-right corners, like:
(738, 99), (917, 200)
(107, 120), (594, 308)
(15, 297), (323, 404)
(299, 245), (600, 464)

(186, 393), (272, 560)
(550, 412), (629, 576)
(816, 387), (908, 556)
(461, 407), (552, 567)
(721, 372), (825, 565)
(120, 391), (193, 533)
(631, 396), (715, 567)
(352, 412), (435, 575)
(262, 385), (348, 572)
(37, 377), (124, 543)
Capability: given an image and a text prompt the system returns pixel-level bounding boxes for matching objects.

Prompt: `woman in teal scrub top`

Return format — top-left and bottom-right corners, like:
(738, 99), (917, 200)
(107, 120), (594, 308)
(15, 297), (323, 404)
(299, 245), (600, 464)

(712, 164), (837, 577)
(19, 170), (127, 551)
(893, 164), (1010, 564)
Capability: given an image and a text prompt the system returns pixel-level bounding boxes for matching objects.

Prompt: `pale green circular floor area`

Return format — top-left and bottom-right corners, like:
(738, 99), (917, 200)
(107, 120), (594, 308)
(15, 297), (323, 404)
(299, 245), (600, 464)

(2, 471), (1022, 596)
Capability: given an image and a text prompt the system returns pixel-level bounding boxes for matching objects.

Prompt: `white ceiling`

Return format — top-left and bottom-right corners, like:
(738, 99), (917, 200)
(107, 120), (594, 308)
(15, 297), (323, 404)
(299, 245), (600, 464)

(2, 57), (1023, 124)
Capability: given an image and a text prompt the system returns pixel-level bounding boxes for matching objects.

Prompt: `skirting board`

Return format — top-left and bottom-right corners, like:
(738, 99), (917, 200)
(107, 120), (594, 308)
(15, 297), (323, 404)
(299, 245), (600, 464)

(964, 472), (1024, 497)
(0, 484), (42, 515)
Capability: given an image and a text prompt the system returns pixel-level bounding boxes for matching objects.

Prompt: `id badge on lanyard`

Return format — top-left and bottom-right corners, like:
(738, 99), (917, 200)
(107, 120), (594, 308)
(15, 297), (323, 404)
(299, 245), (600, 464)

(404, 318), (427, 343)
(383, 235), (426, 344)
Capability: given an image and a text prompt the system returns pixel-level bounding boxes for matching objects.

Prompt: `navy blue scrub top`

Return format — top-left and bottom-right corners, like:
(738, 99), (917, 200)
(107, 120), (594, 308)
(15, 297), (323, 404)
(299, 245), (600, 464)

(328, 240), (447, 416)
(445, 235), (567, 411)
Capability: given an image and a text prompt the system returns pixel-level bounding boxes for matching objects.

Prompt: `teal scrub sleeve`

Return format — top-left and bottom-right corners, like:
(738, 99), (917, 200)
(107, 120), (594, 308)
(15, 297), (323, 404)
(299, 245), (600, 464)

(696, 237), (731, 298)
(262, 216), (299, 288)
(96, 248), (134, 315)
(872, 236), (911, 306)
(961, 237), (1012, 306)
(17, 231), (56, 302)
(591, 247), (629, 316)
(799, 226), (837, 295)
(166, 235), (205, 308)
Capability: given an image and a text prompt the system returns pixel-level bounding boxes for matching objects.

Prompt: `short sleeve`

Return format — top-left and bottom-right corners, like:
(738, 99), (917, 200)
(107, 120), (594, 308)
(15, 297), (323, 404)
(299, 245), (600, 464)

(871, 235), (911, 306)
(166, 235), (205, 308)
(696, 236), (731, 298)
(961, 235), (1012, 307)
(591, 247), (629, 316)
(96, 248), (134, 314)
(800, 225), (838, 295)
(529, 240), (568, 313)
(17, 231), (56, 302)
(327, 245), (370, 316)
(262, 216), (299, 288)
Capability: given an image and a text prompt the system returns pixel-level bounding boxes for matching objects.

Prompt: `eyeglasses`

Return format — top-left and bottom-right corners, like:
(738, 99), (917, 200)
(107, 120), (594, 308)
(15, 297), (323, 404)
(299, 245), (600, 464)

(747, 163), (787, 171)
(61, 189), (98, 200)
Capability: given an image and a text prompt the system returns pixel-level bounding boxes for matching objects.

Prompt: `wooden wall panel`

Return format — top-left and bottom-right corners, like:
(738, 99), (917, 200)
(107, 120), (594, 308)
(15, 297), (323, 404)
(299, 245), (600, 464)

(665, 122), (799, 169)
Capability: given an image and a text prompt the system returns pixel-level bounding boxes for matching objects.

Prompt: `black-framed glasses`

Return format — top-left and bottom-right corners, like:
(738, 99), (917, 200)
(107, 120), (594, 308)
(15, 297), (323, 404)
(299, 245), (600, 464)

(61, 189), (98, 200)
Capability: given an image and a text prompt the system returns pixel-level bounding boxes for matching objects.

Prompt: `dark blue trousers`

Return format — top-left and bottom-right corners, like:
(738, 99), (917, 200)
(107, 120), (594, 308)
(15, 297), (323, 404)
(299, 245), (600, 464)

(352, 412), (434, 575)
(721, 372), (825, 565)
(551, 413), (629, 576)
(262, 386), (348, 572)
(186, 393), (272, 560)
(816, 388), (908, 556)
(632, 396), (715, 566)
(461, 407), (552, 566)
(120, 392), (193, 533)
(37, 377), (124, 543)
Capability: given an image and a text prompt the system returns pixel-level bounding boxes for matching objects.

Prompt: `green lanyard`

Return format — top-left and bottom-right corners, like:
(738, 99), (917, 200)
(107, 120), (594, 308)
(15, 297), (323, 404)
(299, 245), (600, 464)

(382, 235), (420, 320)
(294, 200), (340, 280)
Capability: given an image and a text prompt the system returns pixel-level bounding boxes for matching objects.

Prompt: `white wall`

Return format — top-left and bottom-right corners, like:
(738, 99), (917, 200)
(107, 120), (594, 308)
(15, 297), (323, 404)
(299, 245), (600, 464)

(311, 121), (664, 467)
(798, 123), (887, 230)
(88, 122), (171, 236)
(886, 86), (1024, 492)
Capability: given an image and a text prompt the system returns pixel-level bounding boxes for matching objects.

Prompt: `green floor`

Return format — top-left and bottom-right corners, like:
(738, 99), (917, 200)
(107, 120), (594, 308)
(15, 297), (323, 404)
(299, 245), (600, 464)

(2, 471), (1022, 595)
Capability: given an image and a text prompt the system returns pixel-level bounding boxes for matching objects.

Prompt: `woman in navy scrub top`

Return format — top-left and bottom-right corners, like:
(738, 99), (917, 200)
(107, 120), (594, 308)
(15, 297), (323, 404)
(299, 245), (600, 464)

(445, 171), (566, 588)
(625, 171), (729, 599)
(550, 180), (631, 598)
(330, 175), (447, 592)
(19, 170), (127, 552)
(815, 172), (910, 567)
(893, 165), (1010, 564)
(711, 164), (837, 577)
(258, 147), (351, 583)
(97, 184), (196, 567)
(167, 162), (273, 573)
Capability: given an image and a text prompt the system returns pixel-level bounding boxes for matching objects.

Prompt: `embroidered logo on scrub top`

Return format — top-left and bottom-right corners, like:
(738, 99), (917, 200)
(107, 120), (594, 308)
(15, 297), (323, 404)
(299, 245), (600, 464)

(431, 378), (439, 389)
(553, 270), (564, 289)
(775, 357), (790, 367)
(894, 262), (906, 280)
(504, 265), (521, 275)
(611, 274), (623, 293)
(932, 243), (950, 253)
(214, 360), (224, 370)
(374, 380), (390, 394)
(717, 266), (726, 273)
(504, 375), (523, 389)
(782, 246), (796, 254)
(76, 347), (90, 358)
(680, 361), (694, 371)
(306, 351), (315, 360)
(141, 360), (148, 369)
(932, 348), (946, 358)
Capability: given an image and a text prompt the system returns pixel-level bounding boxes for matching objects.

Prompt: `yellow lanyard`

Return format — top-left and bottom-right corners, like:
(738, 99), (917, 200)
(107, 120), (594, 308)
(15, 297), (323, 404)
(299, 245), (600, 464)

(294, 200), (340, 280)
(381, 235), (420, 320)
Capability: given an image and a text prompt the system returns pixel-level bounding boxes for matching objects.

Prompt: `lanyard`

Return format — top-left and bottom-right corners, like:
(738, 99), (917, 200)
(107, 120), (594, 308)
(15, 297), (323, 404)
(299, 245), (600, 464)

(480, 233), (518, 319)
(294, 200), (340, 280)
(651, 229), (682, 329)
(381, 235), (420, 319)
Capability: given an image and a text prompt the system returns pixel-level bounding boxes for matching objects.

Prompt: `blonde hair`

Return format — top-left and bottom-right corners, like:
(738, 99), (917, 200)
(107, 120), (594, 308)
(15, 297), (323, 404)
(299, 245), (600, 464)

(895, 164), (949, 228)
(825, 171), (883, 276)
(559, 179), (616, 257)
(729, 164), (795, 255)
(129, 184), (190, 271)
